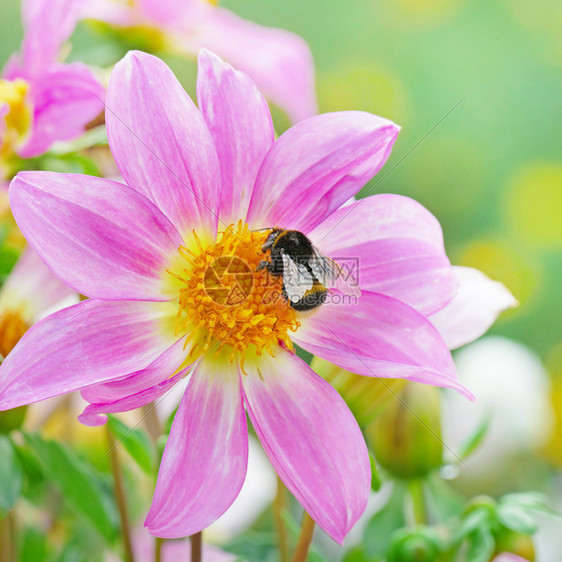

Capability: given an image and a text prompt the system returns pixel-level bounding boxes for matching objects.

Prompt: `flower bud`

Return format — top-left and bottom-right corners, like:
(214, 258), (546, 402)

(366, 382), (443, 479)
(311, 356), (406, 427)
(387, 528), (441, 562)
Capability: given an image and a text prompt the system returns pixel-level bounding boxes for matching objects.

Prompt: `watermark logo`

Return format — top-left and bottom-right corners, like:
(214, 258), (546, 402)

(203, 255), (360, 306)
(204, 256), (253, 306)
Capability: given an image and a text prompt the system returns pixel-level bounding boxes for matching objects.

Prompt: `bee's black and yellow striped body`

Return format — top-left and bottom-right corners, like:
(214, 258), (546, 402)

(258, 229), (328, 311)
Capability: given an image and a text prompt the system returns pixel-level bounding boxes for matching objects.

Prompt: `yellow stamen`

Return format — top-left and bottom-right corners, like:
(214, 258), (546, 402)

(0, 79), (33, 163)
(0, 309), (29, 359)
(169, 221), (300, 362)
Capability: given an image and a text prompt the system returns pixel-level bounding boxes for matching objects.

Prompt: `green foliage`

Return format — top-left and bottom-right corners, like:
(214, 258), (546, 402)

(0, 405), (27, 434)
(10, 437), (44, 488)
(363, 484), (406, 558)
(369, 451), (382, 492)
(425, 474), (465, 521)
(0, 436), (23, 516)
(107, 414), (156, 475)
(448, 492), (556, 560)
(23, 433), (119, 543)
(342, 546), (382, 562)
(456, 415), (492, 460)
(464, 527), (495, 562)
(19, 526), (50, 562)
(34, 153), (101, 177)
(496, 503), (538, 535)
(386, 527), (441, 562)
(0, 241), (20, 284)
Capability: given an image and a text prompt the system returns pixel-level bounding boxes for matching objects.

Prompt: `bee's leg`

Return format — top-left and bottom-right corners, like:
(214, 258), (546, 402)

(256, 260), (272, 272)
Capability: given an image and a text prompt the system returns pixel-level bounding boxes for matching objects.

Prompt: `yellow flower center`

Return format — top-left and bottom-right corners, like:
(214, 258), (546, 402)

(0, 79), (32, 160)
(168, 222), (300, 365)
(0, 309), (29, 359)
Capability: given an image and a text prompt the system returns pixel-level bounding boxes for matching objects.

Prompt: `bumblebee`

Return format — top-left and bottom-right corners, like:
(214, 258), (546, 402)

(257, 229), (359, 311)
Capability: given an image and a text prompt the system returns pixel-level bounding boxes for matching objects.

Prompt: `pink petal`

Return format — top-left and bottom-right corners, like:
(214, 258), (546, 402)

(78, 371), (185, 427)
(308, 194), (457, 316)
(80, 0), (134, 26)
(178, 5), (317, 123)
(81, 337), (189, 404)
(18, 63), (105, 158)
(145, 360), (247, 538)
(0, 299), (177, 410)
(196, 50), (274, 224)
(241, 349), (370, 544)
(19, 0), (85, 75)
(292, 290), (474, 399)
(136, 0), (195, 26)
(0, 246), (74, 323)
(246, 112), (400, 232)
(10, 171), (182, 301)
(430, 266), (518, 349)
(106, 50), (221, 237)
(492, 555), (529, 562)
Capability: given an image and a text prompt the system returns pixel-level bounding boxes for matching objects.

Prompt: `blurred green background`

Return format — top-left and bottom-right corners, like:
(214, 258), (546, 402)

(1, 0), (560, 365)
(1, 1), (561, 558)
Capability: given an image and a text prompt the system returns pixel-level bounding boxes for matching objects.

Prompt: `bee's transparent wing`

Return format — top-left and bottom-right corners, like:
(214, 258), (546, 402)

(311, 248), (361, 297)
(282, 254), (314, 303)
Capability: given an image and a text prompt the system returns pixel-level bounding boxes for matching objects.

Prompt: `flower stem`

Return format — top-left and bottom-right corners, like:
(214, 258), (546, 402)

(140, 404), (161, 444)
(274, 477), (289, 562)
(154, 537), (163, 562)
(0, 512), (15, 561)
(106, 426), (135, 562)
(191, 531), (202, 562)
(290, 512), (315, 562)
(408, 479), (426, 525)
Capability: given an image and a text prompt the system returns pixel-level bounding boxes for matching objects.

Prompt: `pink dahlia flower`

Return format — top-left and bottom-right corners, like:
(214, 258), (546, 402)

(82, 0), (316, 123)
(1, 49), (473, 542)
(0, 0), (104, 161)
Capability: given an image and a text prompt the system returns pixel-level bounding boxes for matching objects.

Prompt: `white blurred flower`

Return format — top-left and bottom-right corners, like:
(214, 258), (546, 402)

(208, 435), (277, 540)
(443, 336), (553, 473)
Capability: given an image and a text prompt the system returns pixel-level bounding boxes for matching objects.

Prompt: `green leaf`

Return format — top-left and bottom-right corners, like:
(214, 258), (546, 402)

(452, 507), (492, 543)
(47, 125), (108, 155)
(0, 436), (23, 516)
(39, 153), (101, 176)
(369, 451), (382, 492)
(496, 503), (538, 535)
(11, 439), (44, 486)
(500, 492), (559, 516)
(363, 484), (406, 557)
(19, 527), (49, 562)
(0, 246), (20, 283)
(425, 474), (465, 521)
(24, 433), (118, 542)
(457, 415), (491, 459)
(342, 546), (382, 561)
(501, 491), (547, 507)
(465, 528), (495, 562)
(107, 415), (156, 475)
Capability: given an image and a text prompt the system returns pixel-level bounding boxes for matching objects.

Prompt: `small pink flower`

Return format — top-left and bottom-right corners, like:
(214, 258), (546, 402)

(0, 246), (76, 357)
(1, 50), (472, 542)
(493, 554), (531, 562)
(82, 0), (316, 123)
(1, 0), (104, 160)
